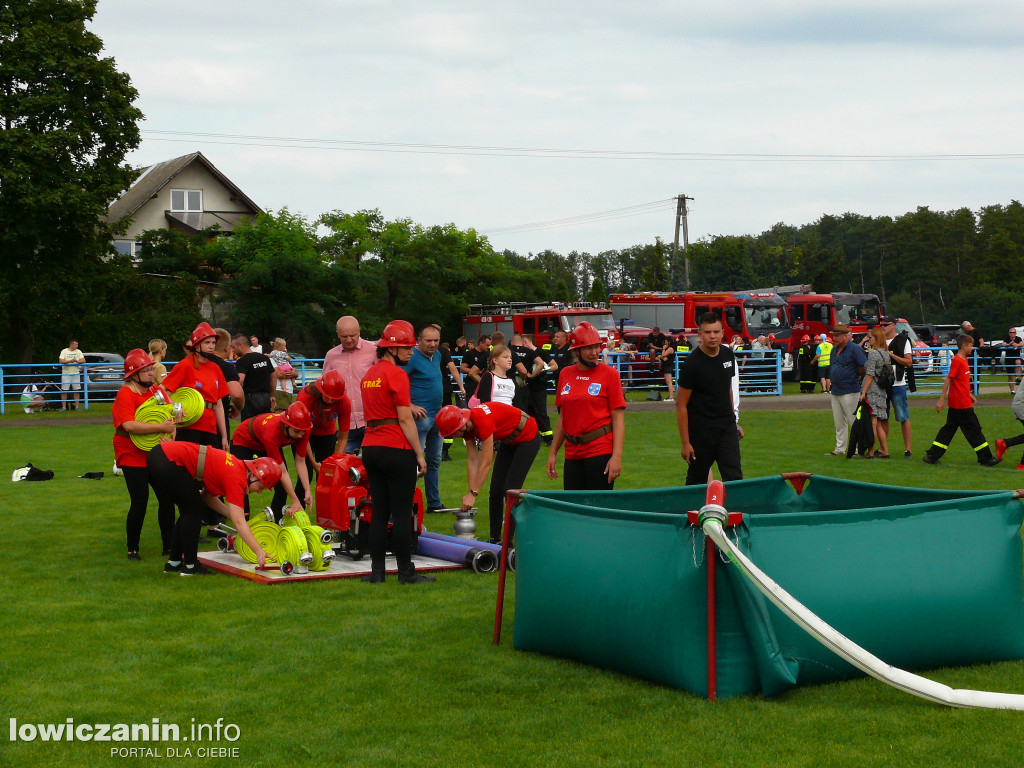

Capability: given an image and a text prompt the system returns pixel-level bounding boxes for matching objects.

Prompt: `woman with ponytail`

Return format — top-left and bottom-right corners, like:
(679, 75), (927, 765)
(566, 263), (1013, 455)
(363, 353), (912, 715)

(162, 322), (230, 450)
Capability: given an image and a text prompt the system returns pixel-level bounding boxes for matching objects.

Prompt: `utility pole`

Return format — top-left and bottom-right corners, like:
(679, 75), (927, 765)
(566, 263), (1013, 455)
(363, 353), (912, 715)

(673, 194), (694, 290)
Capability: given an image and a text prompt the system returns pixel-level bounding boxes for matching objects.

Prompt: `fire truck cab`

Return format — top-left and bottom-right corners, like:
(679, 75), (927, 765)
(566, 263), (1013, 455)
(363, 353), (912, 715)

(609, 291), (791, 346)
(776, 290), (881, 353)
(461, 302), (617, 348)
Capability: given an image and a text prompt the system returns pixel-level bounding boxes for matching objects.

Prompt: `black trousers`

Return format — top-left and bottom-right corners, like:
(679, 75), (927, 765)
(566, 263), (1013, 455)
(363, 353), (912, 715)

(175, 427), (222, 525)
(525, 387), (552, 437)
(563, 454), (616, 491)
(927, 407), (994, 461)
(122, 464), (175, 553)
(295, 432), (337, 504)
(362, 445), (418, 572)
(685, 421), (743, 486)
(230, 444), (293, 522)
(488, 435), (541, 539)
(146, 447), (215, 565)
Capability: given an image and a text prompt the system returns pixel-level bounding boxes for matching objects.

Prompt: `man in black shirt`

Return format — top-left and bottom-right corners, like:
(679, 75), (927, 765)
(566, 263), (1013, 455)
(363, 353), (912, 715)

(459, 335), (492, 392)
(549, 330), (574, 374)
(231, 334), (276, 420)
(522, 334), (557, 443)
(676, 313), (743, 485)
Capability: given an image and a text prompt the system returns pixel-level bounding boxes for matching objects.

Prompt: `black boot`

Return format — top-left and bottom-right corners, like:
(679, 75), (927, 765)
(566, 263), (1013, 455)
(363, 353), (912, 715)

(361, 565), (385, 584)
(398, 563), (435, 584)
(441, 444), (451, 461)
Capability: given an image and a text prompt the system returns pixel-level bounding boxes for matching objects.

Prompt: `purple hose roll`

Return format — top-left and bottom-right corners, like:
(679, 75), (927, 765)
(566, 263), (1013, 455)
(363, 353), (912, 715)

(421, 530), (515, 572)
(416, 536), (498, 574)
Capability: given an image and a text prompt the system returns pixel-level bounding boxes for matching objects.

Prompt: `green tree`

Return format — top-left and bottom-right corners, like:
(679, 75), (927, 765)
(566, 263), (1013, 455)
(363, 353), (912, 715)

(586, 276), (607, 304)
(208, 209), (336, 347)
(0, 0), (142, 362)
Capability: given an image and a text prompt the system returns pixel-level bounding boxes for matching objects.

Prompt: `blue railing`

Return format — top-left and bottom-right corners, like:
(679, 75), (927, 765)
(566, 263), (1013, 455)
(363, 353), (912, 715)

(0, 358), (327, 415)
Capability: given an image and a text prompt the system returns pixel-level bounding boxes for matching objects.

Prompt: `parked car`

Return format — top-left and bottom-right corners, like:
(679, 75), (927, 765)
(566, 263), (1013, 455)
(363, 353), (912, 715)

(288, 353), (323, 386)
(913, 324), (961, 347)
(82, 352), (125, 395)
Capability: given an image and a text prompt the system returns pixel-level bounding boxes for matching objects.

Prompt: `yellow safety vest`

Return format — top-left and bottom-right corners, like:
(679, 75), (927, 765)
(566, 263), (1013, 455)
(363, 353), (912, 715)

(818, 342), (833, 366)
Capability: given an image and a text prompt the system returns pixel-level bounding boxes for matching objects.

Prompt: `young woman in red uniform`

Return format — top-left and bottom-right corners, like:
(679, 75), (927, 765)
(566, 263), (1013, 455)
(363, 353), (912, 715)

(162, 322), (229, 450)
(113, 349), (177, 560)
(436, 401), (539, 543)
(231, 401), (313, 522)
(148, 442), (281, 575)
(546, 322), (626, 491)
(293, 370), (351, 502)
(360, 320), (429, 584)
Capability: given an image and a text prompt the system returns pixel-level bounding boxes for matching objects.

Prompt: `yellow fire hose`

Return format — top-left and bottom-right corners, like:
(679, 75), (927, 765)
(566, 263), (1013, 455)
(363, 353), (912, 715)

(170, 387), (205, 427)
(234, 520), (281, 564)
(301, 525), (336, 571)
(130, 399), (176, 451)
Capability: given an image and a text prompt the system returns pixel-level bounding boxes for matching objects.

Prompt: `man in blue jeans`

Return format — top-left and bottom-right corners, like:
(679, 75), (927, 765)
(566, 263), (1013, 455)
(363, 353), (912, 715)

(403, 324), (446, 513)
(880, 315), (915, 457)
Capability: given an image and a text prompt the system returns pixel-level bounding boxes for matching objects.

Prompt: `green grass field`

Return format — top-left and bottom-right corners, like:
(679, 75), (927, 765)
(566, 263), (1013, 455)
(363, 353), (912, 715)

(3, 404), (1024, 768)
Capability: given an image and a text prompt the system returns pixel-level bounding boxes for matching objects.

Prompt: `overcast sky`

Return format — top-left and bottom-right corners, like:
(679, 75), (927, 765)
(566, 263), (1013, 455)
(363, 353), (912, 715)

(90, 0), (1023, 256)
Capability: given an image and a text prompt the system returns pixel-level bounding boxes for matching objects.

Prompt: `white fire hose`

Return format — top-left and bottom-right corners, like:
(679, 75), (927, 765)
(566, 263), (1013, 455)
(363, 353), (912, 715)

(698, 489), (1024, 710)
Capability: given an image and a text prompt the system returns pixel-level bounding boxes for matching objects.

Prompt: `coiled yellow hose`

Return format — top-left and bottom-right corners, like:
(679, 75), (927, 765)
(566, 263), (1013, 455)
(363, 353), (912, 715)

(234, 520), (281, 564)
(130, 400), (175, 451)
(170, 387), (205, 428)
(301, 526), (335, 571)
(276, 526), (312, 567)
(282, 510), (312, 528)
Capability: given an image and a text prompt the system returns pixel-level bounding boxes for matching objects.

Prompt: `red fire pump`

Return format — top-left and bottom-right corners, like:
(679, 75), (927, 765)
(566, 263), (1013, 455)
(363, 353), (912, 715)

(315, 453), (424, 560)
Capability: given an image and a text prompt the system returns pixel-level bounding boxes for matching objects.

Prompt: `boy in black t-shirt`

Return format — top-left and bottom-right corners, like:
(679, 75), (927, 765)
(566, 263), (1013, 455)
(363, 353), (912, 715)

(676, 313), (743, 485)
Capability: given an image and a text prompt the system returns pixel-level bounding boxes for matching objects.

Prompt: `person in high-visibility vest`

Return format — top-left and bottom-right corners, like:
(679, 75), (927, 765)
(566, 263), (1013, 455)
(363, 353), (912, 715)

(811, 333), (833, 394)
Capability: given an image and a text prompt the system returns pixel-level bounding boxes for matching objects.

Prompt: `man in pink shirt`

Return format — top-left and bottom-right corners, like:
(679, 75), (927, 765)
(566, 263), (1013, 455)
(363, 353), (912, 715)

(323, 315), (378, 454)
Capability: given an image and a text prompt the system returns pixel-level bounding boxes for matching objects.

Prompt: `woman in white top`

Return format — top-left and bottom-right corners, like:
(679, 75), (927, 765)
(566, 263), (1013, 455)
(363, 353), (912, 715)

(474, 345), (517, 406)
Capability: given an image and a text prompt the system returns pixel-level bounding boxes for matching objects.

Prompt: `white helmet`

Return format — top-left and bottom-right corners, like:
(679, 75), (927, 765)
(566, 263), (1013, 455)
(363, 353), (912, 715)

(11, 466), (29, 482)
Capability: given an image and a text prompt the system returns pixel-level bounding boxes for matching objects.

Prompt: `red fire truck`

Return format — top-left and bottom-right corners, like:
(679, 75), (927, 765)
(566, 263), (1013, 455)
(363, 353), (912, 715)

(608, 291), (792, 347)
(753, 285), (882, 353)
(461, 302), (618, 347)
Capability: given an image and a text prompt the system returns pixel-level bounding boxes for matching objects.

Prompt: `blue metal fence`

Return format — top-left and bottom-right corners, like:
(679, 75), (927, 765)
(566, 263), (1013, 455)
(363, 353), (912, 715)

(0, 359), (327, 415)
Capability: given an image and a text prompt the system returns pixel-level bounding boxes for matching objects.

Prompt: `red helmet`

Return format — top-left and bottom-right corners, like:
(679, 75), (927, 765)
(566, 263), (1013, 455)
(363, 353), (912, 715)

(188, 322), (217, 349)
(436, 405), (471, 438)
(282, 400), (312, 432)
(315, 370), (346, 400)
(123, 349), (155, 380)
(245, 457), (282, 489)
(569, 322), (603, 350)
(801, 334), (811, 342)
(768, 333), (776, 342)
(376, 320), (416, 347)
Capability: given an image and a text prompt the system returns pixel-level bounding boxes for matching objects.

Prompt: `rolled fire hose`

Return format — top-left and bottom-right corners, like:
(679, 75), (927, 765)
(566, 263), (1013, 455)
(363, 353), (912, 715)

(697, 492), (1024, 710)
(416, 536), (497, 573)
(277, 526), (314, 570)
(169, 387), (205, 428)
(234, 520), (281, 564)
(283, 509), (312, 528)
(300, 525), (336, 571)
(421, 531), (513, 572)
(130, 399), (176, 451)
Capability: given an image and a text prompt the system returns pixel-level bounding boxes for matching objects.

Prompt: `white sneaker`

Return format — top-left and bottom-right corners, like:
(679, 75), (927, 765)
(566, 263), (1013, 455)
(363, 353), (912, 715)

(664, 398), (674, 402)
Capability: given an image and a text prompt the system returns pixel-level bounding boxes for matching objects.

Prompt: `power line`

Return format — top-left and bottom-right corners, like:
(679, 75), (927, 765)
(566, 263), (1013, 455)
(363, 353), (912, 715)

(139, 129), (1024, 162)
(480, 199), (676, 235)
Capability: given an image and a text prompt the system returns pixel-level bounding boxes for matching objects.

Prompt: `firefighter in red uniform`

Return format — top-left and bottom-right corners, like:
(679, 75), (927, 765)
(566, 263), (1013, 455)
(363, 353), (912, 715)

(148, 442), (281, 576)
(436, 401), (540, 543)
(359, 320), (429, 584)
(113, 349), (177, 560)
(162, 322), (230, 450)
(231, 401), (314, 522)
(546, 322), (627, 490)
(294, 370), (351, 502)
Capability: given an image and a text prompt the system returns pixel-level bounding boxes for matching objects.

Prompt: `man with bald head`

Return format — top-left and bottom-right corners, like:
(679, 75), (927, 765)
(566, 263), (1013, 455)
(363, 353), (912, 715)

(323, 316), (378, 454)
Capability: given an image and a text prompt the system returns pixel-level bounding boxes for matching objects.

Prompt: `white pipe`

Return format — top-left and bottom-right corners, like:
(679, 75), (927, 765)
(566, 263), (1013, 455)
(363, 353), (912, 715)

(701, 517), (1024, 710)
